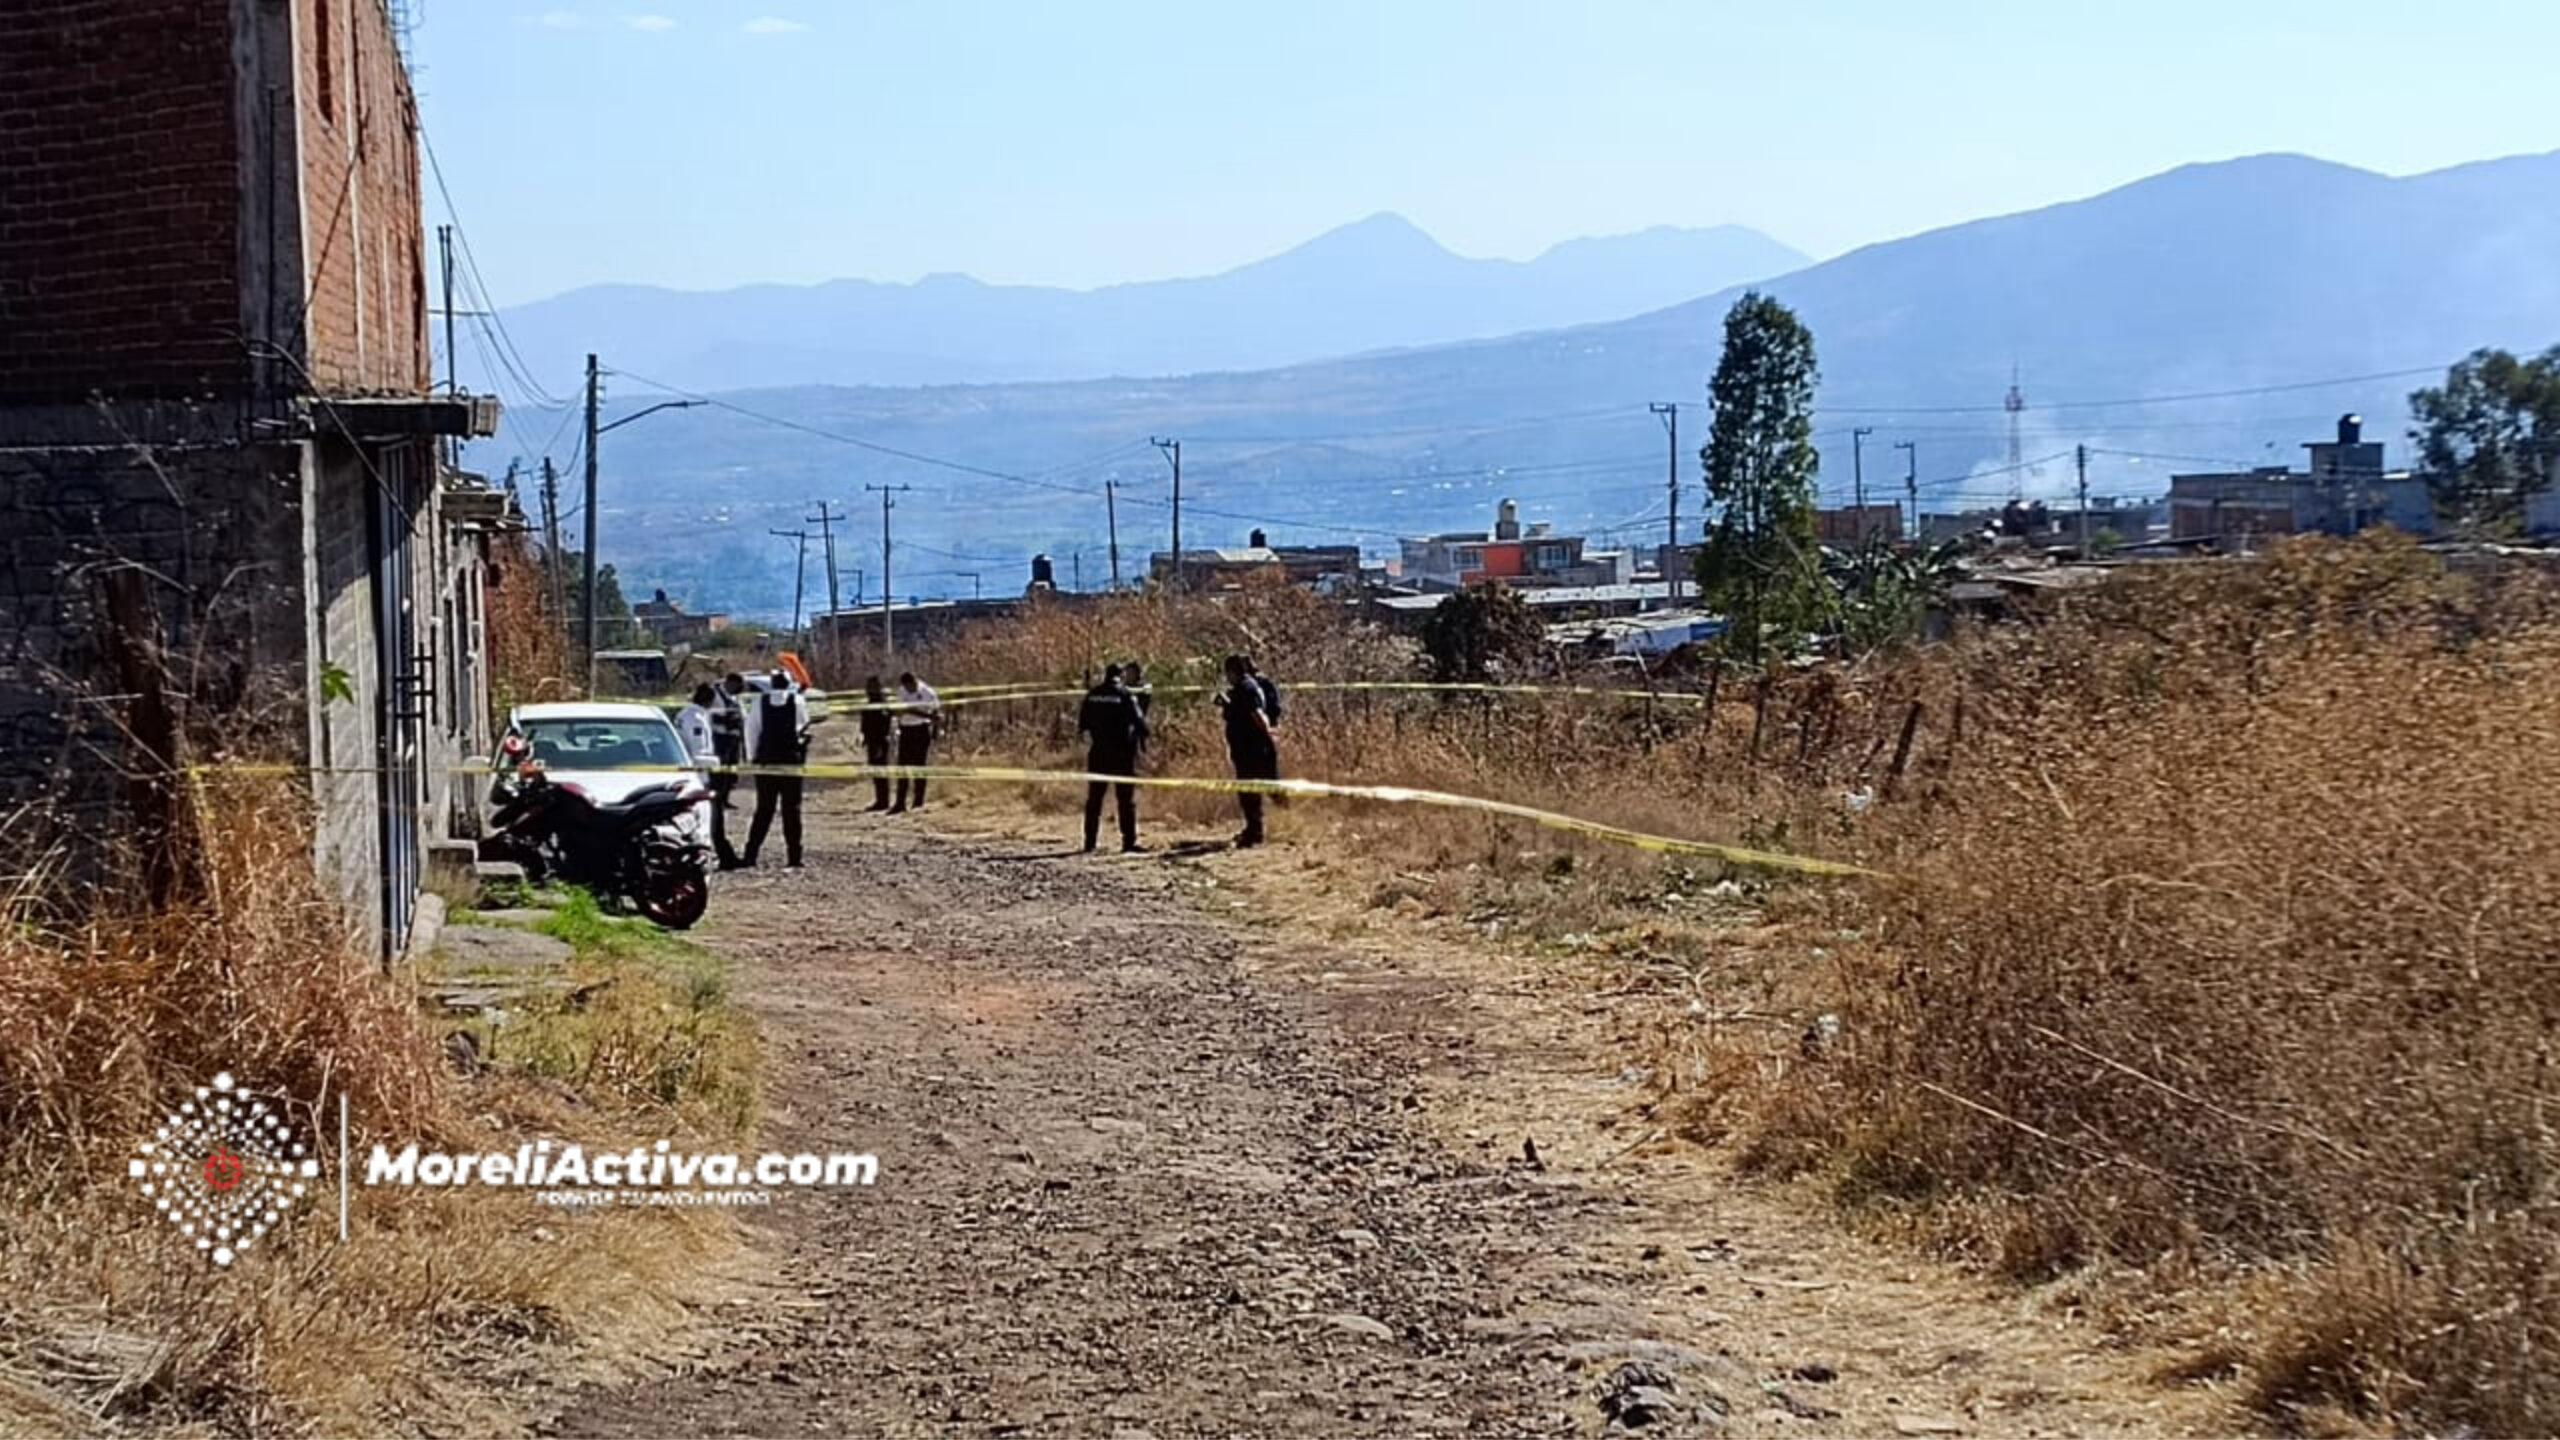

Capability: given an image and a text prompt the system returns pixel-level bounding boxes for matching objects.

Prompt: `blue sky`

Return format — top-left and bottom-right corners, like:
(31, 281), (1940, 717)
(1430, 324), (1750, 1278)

(412, 0), (2560, 306)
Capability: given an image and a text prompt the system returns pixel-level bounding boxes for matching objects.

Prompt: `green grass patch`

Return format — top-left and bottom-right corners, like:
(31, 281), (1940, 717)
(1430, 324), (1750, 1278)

(502, 887), (760, 1136)
(534, 886), (683, 962)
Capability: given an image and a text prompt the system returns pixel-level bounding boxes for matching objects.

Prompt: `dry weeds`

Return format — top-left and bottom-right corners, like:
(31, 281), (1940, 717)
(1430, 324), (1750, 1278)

(876, 534), (2559, 1436)
(0, 776), (761, 1438)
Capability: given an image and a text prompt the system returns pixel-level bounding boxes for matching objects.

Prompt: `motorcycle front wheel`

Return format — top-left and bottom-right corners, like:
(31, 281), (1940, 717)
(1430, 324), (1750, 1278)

(638, 863), (710, 930)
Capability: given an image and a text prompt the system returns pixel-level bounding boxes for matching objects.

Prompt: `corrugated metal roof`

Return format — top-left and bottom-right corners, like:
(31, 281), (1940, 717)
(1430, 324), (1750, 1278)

(1374, 581), (1678, 611)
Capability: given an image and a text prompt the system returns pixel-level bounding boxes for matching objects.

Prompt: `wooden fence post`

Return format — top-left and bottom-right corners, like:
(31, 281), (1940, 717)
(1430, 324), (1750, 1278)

(1885, 699), (1925, 796)
(99, 567), (198, 909)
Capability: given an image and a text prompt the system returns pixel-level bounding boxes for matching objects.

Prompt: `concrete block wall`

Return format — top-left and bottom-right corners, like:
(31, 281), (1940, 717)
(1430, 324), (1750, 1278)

(0, 425), (310, 843)
(306, 436), (385, 940)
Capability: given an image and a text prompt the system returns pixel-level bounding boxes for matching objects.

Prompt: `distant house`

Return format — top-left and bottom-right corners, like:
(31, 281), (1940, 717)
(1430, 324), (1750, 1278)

(2168, 414), (2434, 544)
(1368, 580), (1682, 634)
(1921, 497), (2166, 551)
(631, 588), (729, 647)
(1147, 529), (1363, 591)
(1816, 503), (1904, 546)
(812, 595), (1024, 650)
(1399, 500), (1621, 591)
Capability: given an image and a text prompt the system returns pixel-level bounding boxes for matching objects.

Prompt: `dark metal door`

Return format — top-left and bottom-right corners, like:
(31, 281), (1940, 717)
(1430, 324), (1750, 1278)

(371, 446), (427, 957)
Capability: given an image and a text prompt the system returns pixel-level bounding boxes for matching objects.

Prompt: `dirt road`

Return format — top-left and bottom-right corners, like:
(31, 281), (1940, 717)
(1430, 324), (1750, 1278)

(548, 787), (2222, 1439)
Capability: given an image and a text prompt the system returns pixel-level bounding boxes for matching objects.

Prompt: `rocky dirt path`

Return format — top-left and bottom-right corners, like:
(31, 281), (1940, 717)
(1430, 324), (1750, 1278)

(546, 785), (2228, 1439)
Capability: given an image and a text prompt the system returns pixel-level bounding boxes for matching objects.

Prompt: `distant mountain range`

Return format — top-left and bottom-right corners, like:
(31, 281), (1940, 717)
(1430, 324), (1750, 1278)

(488, 217), (1810, 391)
(482, 150), (2560, 618)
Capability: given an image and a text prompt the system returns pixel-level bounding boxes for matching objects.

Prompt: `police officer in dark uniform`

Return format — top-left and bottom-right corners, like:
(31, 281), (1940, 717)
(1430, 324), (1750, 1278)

(857, 674), (895, 812)
(1077, 663), (1150, 853)
(741, 673), (810, 869)
(1217, 653), (1279, 848)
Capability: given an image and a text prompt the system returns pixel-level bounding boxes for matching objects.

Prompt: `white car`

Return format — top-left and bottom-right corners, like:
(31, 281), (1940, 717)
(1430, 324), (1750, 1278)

(492, 700), (714, 839)
(738, 669), (831, 725)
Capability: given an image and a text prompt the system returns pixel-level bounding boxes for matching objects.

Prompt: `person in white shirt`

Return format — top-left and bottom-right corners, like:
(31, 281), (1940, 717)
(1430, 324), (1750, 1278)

(890, 670), (939, 812)
(675, 684), (719, 765)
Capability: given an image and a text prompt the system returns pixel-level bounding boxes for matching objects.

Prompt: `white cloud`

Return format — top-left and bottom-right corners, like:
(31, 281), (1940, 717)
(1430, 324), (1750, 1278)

(743, 16), (809, 34)
(623, 14), (677, 30)
(523, 10), (585, 27)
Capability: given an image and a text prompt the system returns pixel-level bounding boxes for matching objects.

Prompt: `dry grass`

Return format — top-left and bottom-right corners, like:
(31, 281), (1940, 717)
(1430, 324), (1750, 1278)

(486, 531), (581, 711)
(0, 777), (759, 1437)
(886, 535), (2560, 1436)
(1707, 535), (2560, 1435)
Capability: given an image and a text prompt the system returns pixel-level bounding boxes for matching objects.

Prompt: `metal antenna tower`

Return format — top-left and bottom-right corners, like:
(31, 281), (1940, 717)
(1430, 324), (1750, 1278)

(2003, 363), (2027, 501)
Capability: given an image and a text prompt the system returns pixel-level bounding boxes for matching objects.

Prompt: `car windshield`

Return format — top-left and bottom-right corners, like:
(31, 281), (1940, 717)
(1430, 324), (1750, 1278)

(510, 717), (689, 770)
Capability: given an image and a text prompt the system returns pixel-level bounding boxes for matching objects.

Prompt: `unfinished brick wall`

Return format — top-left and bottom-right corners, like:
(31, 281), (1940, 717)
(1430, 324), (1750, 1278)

(0, 5), (250, 401)
(297, 0), (431, 396)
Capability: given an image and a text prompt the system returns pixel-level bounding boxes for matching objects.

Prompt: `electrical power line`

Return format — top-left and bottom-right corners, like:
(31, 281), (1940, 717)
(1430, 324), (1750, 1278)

(418, 123), (567, 409)
(586, 358), (2457, 552)
(1816, 364), (2450, 417)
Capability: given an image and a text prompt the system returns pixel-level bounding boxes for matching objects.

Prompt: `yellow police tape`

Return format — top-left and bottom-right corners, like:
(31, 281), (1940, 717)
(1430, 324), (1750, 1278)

(727, 761), (1873, 877)
(195, 755), (1868, 878)
(650, 679), (1720, 714)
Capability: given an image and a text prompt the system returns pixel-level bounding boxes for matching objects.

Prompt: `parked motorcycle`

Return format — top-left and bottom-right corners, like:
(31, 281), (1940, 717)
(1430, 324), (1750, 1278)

(487, 745), (712, 929)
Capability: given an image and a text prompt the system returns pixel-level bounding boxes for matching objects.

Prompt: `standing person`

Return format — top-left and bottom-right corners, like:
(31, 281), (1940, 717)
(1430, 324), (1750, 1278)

(741, 673), (811, 869)
(890, 670), (940, 813)
(857, 674), (894, 812)
(1077, 663), (1149, 853)
(1216, 653), (1279, 848)
(1122, 660), (1153, 722)
(706, 672), (748, 869)
(675, 684), (719, 764)
(1242, 655), (1287, 808)
(1242, 656), (1281, 728)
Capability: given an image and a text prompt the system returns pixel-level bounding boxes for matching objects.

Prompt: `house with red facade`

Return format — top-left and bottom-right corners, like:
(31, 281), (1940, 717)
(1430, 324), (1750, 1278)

(1398, 500), (1627, 592)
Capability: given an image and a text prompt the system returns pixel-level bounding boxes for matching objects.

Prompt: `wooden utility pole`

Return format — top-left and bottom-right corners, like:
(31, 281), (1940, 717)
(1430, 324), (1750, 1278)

(1851, 426), (1874, 536)
(865, 483), (914, 653)
(437, 226), (458, 398)
(580, 353), (600, 691)
(540, 456), (565, 627)
(771, 528), (811, 639)
(1894, 440), (1917, 541)
(1650, 403), (1680, 605)
(1105, 478), (1122, 590)
(2076, 444), (2091, 551)
(807, 501), (847, 617)
(1151, 436), (1181, 593)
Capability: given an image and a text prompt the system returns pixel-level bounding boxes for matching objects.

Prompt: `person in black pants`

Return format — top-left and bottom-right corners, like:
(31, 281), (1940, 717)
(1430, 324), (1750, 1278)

(890, 670), (939, 812)
(708, 672), (747, 869)
(1077, 663), (1149, 853)
(741, 674), (810, 868)
(1217, 653), (1279, 847)
(857, 674), (894, 812)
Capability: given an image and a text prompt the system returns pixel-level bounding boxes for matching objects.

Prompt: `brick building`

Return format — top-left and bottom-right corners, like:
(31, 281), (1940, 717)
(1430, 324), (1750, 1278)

(0, 0), (502, 955)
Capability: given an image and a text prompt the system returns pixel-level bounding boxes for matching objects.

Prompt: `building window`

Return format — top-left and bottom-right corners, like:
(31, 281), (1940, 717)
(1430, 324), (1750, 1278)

(316, 0), (336, 120)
